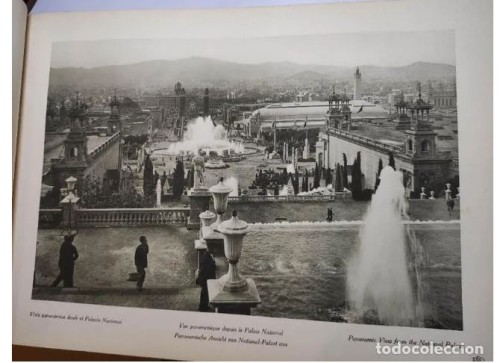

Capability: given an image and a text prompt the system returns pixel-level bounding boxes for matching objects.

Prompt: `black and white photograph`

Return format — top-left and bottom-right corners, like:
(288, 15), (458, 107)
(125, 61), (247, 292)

(33, 30), (462, 330)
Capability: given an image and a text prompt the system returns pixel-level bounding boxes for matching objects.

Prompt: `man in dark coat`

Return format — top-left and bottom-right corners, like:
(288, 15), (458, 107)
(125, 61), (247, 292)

(198, 249), (216, 312)
(326, 207), (334, 222)
(51, 234), (79, 288)
(447, 198), (455, 215)
(135, 236), (149, 291)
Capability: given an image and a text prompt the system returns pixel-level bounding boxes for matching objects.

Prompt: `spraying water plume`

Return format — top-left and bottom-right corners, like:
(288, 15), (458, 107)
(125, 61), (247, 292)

(346, 166), (425, 327)
(166, 116), (244, 156)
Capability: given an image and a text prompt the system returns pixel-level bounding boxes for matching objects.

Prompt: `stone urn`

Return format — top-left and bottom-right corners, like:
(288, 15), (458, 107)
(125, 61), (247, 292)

(209, 177), (232, 227)
(199, 209), (215, 239)
(217, 210), (249, 292)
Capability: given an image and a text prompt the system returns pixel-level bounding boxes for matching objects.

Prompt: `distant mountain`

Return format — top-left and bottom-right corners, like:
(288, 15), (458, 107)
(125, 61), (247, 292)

(48, 57), (456, 90)
(286, 70), (331, 81)
(358, 62), (456, 81)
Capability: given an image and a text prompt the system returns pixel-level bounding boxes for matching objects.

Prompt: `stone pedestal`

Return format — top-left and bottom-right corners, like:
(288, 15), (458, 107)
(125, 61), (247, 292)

(207, 278), (261, 315)
(203, 229), (225, 258)
(187, 188), (211, 230)
(194, 239), (207, 284)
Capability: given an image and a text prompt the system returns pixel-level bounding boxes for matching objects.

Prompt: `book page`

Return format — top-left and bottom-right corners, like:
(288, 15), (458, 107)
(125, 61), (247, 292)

(12, 0), (27, 176)
(13, 0), (492, 360)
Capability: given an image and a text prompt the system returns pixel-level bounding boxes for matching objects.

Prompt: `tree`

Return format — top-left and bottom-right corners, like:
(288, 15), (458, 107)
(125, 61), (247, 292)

(342, 153), (348, 188)
(172, 159), (185, 199)
(351, 152), (363, 200)
(186, 166), (194, 189)
(374, 158), (383, 191)
(302, 170), (309, 192)
(335, 164), (343, 192)
(161, 171), (167, 189)
(325, 167), (332, 186)
(281, 167), (288, 185)
(80, 175), (154, 208)
(143, 154), (154, 196)
(388, 151), (395, 170)
(313, 163), (321, 189)
(293, 169), (300, 195)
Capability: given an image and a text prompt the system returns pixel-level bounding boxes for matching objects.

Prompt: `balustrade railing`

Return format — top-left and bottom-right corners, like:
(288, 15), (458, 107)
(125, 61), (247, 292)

(228, 192), (351, 203)
(39, 208), (190, 228)
(327, 128), (405, 154)
(76, 208), (189, 227)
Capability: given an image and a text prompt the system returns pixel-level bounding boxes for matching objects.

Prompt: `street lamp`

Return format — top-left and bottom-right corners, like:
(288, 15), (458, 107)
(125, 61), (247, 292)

(60, 176), (79, 236)
(209, 177), (232, 227)
(65, 176), (77, 194)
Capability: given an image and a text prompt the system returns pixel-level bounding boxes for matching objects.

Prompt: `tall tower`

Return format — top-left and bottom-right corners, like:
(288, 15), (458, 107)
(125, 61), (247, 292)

(179, 88), (186, 140)
(404, 82), (435, 158)
(394, 92), (411, 130)
(53, 95), (89, 190)
(327, 91), (351, 130)
(203, 88), (210, 118)
(353, 67), (362, 100)
(64, 97), (88, 164)
(107, 92), (121, 136)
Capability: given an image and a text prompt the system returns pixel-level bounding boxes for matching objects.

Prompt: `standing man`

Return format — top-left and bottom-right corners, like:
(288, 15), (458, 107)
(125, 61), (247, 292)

(446, 198), (455, 216)
(51, 234), (79, 288)
(326, 207), (334, 222)
(135, 236), (149, 291)
(198, 248), (216, 312)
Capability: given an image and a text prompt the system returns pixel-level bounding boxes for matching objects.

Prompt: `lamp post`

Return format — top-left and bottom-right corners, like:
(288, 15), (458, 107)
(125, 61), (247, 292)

(217, 210), (249, 292)
(209, 177), (232, 227)
(60, 176), (79, 236)
(65, 176), (77, 194)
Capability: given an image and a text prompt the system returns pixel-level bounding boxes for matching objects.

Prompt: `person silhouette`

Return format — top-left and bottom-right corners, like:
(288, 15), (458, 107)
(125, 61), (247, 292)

(135, 236), (149, 291)
(326, 207), (334, 222)
(51, 234), (79, 288)
(198, 248), (216, 312)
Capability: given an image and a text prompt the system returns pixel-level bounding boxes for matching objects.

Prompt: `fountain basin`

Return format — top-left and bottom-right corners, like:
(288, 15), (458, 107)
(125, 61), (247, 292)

(205, 158), (229, 169)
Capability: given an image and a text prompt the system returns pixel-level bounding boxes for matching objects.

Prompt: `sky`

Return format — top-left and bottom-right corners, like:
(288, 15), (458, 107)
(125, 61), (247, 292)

(51, 30), (455, 69)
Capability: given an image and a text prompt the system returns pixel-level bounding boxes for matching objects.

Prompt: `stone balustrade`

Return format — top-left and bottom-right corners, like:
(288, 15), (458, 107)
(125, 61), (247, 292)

(326, 128), (405, 154)
(88, 132), (121, 160)
(76, 208), (189, 227)
(228, 192), (351, 204)
(39, 207), (190, 228)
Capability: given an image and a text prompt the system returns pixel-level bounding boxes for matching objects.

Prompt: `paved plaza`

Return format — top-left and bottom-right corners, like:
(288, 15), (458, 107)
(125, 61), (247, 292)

(33, 226), (201, 311)
(33, 195), (459, 314)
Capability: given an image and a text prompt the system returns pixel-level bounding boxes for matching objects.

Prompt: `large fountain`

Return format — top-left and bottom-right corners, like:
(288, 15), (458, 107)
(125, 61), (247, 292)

(346, 166), (425, 327)
(164, 116), (245, 157)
